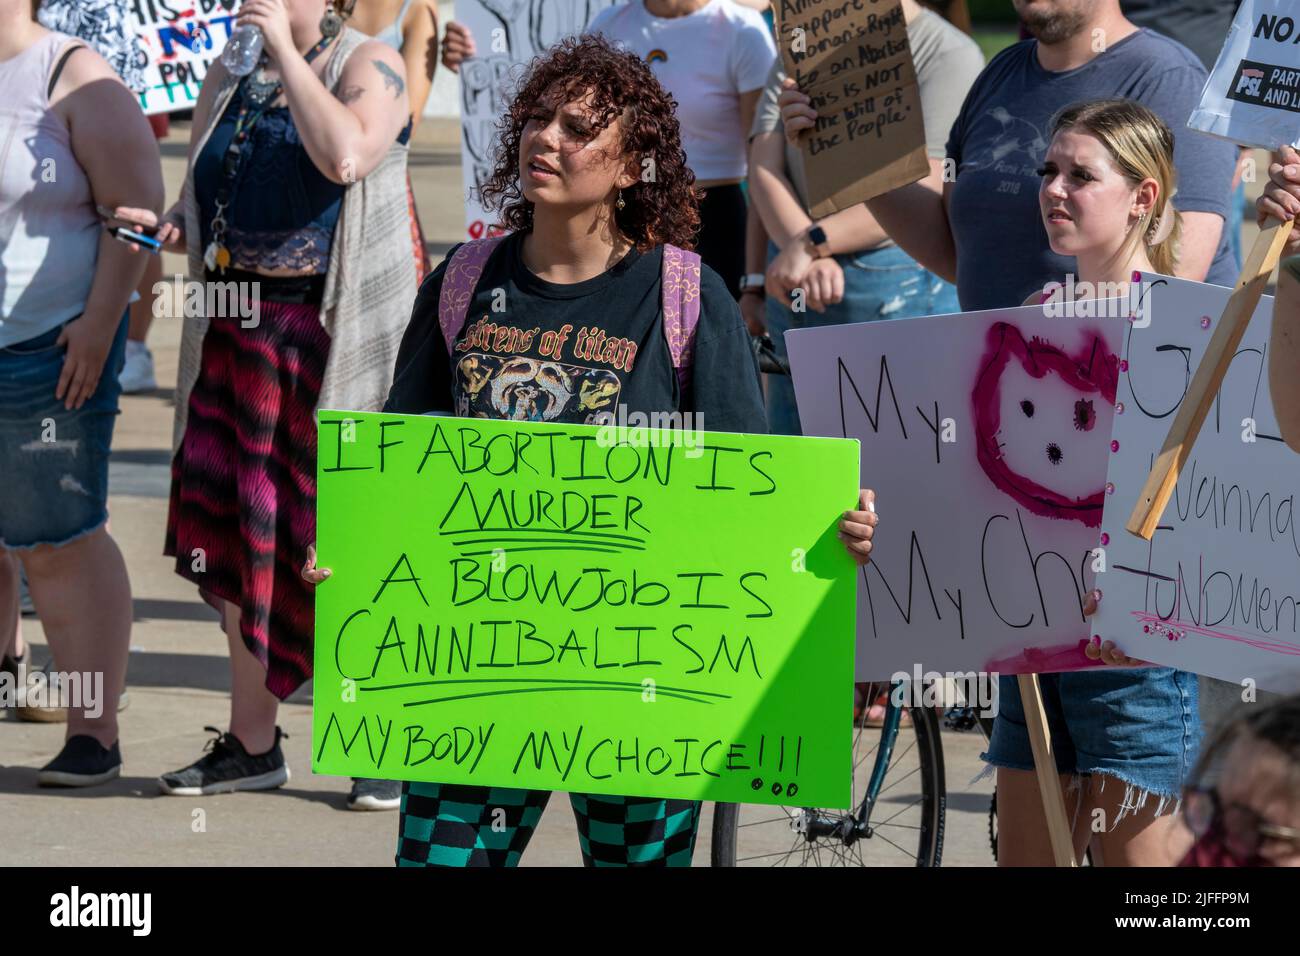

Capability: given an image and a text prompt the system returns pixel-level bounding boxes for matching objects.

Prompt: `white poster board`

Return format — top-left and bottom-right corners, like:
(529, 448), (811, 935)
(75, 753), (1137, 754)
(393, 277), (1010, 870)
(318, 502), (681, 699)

(455, 0), (618, 239)
(128, 1), (242, 116)
(788, 307), (1126, 680)
(1095, 274), (1300, 694)
(1189, 0), (1300, 150)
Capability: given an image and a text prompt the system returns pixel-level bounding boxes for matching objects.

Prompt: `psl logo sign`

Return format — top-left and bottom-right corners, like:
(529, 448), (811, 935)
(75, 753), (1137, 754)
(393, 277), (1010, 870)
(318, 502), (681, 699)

(1235, 67), (1265, 98)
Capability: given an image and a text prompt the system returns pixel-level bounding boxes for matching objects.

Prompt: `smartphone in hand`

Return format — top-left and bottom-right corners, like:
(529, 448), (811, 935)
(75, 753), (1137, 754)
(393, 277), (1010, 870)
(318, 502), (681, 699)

(109, 224), (162, 254)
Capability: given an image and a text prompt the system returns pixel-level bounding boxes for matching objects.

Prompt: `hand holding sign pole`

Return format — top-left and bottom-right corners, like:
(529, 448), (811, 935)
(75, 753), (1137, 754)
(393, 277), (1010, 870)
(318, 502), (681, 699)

(1127, 0), (1300, 540)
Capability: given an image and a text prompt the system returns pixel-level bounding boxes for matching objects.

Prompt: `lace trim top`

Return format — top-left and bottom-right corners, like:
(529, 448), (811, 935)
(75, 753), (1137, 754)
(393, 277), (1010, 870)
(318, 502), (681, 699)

(194, 82), (345, 274)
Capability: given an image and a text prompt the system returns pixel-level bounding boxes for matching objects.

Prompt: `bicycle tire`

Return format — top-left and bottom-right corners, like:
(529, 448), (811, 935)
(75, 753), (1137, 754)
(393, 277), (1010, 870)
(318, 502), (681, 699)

(710, 703), (946, 867)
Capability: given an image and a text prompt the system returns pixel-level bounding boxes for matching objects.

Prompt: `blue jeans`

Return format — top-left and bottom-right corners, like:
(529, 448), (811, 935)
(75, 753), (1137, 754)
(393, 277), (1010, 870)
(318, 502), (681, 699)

(0, 314), (128, 549)
(983, 669), (1202, 814)
(1229, 180), (1248, 270)
(765, 242), (959, 436)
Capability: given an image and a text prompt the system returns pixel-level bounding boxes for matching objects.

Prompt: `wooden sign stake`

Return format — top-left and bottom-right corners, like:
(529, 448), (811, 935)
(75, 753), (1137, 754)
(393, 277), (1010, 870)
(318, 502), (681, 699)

(1126, 218), (1296, 539)
(1017, 674), (1078, 867)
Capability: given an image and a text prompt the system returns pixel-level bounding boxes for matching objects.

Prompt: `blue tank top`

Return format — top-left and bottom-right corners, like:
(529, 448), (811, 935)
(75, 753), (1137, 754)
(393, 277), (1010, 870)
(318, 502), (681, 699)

(195, 82), (345, 274)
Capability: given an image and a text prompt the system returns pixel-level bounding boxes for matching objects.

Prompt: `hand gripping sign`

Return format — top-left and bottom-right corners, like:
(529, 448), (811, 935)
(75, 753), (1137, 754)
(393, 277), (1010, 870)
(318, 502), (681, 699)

(1128, 0), (1300, 540)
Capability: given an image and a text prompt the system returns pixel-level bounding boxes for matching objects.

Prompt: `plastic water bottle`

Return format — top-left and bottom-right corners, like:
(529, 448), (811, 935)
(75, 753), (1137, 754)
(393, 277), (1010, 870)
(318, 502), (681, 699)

(221, 24), (263, 77)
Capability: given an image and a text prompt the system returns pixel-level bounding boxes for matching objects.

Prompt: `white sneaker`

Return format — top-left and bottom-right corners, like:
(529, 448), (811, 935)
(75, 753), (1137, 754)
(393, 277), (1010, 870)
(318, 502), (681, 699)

(119, 339), (157, 393)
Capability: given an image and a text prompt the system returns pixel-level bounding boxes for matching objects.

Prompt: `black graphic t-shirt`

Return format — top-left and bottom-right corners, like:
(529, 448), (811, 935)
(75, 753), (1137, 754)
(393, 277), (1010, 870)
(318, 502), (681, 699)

(385, 233), (767, 435)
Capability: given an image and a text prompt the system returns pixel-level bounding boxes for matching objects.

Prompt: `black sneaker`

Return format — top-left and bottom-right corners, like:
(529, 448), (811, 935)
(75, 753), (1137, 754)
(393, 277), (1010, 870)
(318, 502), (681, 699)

(347, 778), (401, 811)
(158, 726), (290, 796)
(37, 735), (122, 787)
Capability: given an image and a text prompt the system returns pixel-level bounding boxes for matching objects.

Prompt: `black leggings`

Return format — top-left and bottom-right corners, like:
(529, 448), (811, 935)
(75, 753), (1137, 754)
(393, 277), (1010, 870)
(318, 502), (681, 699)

(693, 183), (746, 299)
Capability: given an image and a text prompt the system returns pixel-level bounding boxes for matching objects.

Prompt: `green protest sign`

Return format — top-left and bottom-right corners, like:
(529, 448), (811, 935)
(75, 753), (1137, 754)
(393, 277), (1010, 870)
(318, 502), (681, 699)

(311, 411), (859, 808)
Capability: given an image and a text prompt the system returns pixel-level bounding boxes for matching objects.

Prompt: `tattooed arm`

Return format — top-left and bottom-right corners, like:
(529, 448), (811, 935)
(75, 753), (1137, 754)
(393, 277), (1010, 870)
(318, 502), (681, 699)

(276, 37), (410, 185)
(397, 0), (440, 130)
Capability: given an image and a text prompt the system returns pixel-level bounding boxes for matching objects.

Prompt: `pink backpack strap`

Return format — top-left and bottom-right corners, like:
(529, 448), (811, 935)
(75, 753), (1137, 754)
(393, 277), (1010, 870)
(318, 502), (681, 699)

(438, 236), (506, 353)
(661, 244), (702, 397)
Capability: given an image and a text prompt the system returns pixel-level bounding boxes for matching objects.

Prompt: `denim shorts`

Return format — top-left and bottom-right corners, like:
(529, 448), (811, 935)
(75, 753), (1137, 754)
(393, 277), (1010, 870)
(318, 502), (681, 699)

(0, 314), (128, 550)
(766, 242), (961, 436)
(982, 669), (1202, 807)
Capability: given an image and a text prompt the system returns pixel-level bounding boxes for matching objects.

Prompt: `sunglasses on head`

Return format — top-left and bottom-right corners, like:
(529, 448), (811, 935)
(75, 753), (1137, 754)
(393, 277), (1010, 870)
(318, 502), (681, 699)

(1184, 787), (1300, 863)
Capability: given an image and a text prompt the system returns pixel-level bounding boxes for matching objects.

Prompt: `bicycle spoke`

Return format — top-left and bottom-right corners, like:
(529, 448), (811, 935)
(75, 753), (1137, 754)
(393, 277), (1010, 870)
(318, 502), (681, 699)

(868, 828), (915, 859)
(737, 846), (804, 863)
(874, 797), (924, 827)
(875, 762), (922, 797)
(852, 838), (868, 867)
(738, 814), (798, 829)
(855, 734), (917, 774)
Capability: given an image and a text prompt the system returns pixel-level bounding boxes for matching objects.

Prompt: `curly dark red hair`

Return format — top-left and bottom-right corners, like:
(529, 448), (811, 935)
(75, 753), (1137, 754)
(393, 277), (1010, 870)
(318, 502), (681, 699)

(478, 34), (700, 251)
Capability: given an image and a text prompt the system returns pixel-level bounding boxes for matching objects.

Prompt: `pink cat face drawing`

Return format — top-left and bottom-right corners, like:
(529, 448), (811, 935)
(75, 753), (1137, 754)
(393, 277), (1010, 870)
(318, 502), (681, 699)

(973, 323), (1118, 527)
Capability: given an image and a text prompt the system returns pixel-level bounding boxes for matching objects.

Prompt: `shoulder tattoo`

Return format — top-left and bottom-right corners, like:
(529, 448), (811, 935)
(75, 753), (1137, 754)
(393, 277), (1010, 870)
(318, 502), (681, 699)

(337, 84), (365, 105)
(372, 59), (405, 99)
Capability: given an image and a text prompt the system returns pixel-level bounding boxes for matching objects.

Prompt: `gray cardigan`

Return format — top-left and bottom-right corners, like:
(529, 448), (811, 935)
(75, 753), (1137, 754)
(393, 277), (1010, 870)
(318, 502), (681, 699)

(174, 26), (416, 451)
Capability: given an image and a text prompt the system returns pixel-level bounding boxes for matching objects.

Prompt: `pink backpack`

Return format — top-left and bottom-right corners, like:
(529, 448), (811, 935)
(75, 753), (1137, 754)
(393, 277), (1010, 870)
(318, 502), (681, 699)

(436, 237), (703, 397)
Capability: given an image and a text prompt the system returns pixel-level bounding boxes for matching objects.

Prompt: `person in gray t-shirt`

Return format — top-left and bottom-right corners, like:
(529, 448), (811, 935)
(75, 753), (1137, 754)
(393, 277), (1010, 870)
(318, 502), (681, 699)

(748, 0), (983, 435)
(780, 0), (1236, 312)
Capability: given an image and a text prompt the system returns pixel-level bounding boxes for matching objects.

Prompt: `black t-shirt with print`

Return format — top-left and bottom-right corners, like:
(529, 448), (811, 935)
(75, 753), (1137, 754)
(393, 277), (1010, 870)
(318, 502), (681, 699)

(384, 232), (768, 435)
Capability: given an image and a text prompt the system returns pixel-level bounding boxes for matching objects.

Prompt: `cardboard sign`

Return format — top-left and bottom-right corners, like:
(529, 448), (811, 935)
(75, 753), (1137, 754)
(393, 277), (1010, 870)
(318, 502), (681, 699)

(774, 0), (928, 218)
(455, 0), (618, 240)
(1095, 274), (1300, 694)
(128, 1), (242, 116)
(787, 306), (1127, 679)
(1189, 0), (1300, 150)
(311, 412), (859, 807)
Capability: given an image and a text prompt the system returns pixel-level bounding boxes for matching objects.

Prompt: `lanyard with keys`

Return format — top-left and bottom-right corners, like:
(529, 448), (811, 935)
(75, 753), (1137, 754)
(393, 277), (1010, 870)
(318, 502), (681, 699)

(204, 34), (335, 273)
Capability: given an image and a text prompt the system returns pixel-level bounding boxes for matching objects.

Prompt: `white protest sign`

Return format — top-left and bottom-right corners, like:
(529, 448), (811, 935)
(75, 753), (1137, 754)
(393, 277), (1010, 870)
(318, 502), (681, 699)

(1189, 0), (1300, 150)
(456, 0), (618, 240)
(128, 1), (242, 116)
(1095, 273), (1300, 695)
(788, 306), (1128, 680)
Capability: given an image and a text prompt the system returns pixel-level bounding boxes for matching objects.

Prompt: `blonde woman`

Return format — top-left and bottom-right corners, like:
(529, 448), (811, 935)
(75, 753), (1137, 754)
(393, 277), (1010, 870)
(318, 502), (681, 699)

(988, 99), (1199, 867)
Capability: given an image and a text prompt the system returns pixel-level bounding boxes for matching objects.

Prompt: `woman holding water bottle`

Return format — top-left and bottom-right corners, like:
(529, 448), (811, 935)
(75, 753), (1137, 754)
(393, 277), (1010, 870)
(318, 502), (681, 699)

(110, 0), (417, 808)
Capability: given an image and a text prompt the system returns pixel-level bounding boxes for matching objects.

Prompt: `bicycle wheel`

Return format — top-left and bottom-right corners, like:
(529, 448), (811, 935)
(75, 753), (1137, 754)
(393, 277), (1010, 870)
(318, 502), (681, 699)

(711, 694), (945, 866)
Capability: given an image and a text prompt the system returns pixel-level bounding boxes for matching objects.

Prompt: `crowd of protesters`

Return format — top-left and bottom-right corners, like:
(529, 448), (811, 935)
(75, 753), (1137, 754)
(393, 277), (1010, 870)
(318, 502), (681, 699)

(1, 0), (1297, 867)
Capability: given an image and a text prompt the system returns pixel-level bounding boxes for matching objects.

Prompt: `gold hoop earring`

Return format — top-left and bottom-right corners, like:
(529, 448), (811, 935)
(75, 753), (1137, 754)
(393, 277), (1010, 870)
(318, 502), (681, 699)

(616, 190), (626, 211)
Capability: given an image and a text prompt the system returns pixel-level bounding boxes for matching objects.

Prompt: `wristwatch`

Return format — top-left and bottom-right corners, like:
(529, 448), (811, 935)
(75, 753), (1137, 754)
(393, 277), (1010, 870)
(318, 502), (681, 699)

(739, 272), (766, 296)
(807, 223), (830, 258)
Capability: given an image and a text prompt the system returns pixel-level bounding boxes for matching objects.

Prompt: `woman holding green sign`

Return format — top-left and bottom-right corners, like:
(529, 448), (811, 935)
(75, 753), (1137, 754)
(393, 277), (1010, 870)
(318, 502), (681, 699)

(304, 33), (879, 866)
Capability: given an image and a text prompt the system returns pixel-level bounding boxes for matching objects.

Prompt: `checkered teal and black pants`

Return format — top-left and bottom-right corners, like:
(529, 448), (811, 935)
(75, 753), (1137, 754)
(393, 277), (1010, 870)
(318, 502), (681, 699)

(396, 782), (702, 867)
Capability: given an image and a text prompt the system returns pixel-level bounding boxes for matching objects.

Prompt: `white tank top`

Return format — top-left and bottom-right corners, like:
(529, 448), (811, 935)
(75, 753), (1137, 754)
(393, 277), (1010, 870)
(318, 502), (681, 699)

(0, 32), (101, 347)
(374, 0), (416, 50)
